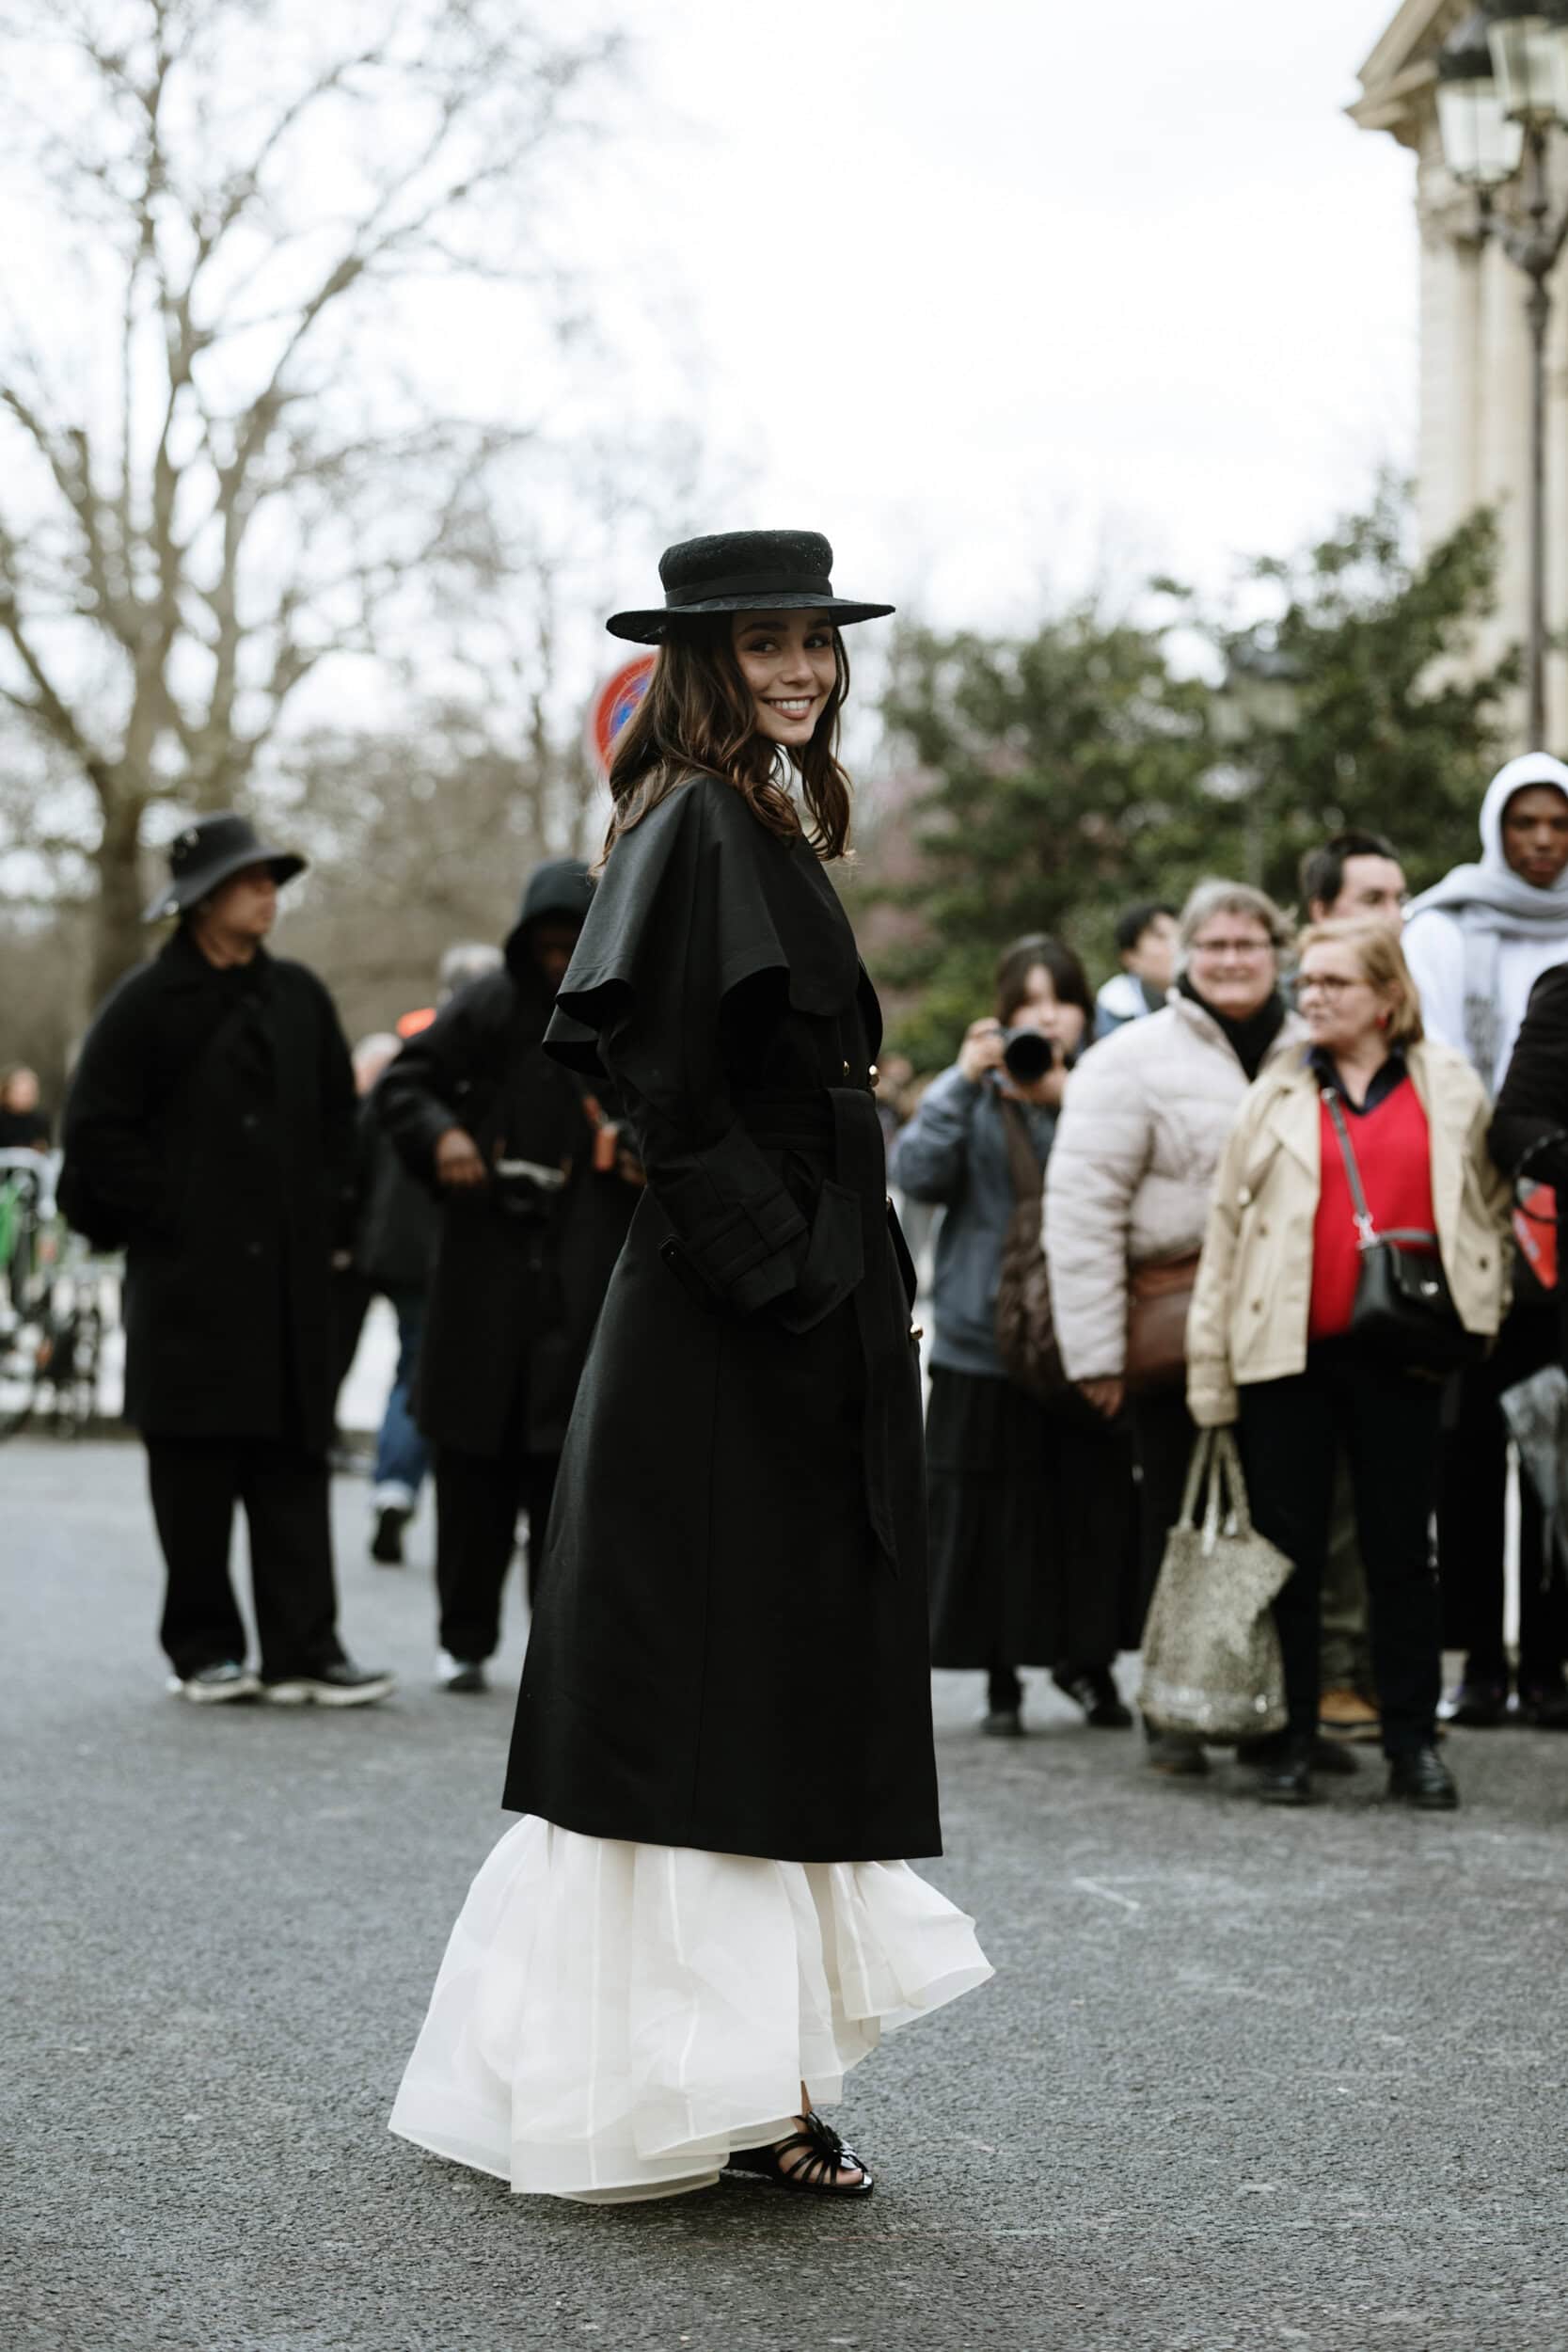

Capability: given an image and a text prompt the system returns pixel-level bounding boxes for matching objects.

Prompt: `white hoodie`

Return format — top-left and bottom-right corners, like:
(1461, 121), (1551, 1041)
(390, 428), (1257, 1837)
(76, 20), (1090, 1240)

(1402, 752), (1568, 1095)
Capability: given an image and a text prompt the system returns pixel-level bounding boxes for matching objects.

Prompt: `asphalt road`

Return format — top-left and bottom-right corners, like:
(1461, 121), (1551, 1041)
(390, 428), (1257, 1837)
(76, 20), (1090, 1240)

(6, 1435), (1568, 2352)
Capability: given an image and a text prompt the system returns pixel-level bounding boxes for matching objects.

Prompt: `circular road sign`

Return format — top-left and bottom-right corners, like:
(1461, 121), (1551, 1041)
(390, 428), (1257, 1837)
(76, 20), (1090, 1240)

(586, 655), (656, 775)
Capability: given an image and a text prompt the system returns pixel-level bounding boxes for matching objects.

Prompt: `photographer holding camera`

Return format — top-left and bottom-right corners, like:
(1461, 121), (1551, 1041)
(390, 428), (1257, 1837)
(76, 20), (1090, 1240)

(377, 859), (641, 1692)
(893, 935), (1137, 1737)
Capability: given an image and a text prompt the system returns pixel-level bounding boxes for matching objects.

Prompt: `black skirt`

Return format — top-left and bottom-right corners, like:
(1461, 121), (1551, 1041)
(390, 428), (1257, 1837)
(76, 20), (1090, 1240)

(926, 1364), (1139, 1670)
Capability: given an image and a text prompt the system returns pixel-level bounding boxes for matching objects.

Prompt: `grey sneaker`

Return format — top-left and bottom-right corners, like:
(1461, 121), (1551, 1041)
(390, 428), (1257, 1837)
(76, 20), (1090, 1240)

(260, 1660), (396, 1708)
(436, 1648), (487, 1693)
(167, 1661), (261, 1704)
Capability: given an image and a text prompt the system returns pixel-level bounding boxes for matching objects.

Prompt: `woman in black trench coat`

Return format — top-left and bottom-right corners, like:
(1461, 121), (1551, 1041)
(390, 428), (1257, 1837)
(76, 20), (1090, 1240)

(391, 532), (990, 2205)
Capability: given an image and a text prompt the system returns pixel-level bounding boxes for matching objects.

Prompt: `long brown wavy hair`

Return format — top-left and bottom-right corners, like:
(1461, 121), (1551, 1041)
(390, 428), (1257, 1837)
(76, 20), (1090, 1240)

(601, 614), (853, 864)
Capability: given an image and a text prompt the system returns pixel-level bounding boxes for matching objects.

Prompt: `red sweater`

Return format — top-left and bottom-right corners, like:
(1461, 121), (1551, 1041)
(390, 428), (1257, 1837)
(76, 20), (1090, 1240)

(1309, 1080), (1437, 1342)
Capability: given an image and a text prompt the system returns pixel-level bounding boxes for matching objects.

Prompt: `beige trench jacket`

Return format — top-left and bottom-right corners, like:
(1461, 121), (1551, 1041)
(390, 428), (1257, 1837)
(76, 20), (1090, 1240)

(1185, 1039), (1512, 1428)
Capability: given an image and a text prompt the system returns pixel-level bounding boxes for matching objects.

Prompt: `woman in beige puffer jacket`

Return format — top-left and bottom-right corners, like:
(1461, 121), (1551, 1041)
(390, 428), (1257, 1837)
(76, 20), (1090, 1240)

(1044, 882), (1305, 1768)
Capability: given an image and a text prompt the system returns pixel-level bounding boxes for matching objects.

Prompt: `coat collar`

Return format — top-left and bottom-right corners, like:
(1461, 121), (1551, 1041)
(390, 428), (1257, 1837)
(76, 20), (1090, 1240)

(158, 924), (273, 994)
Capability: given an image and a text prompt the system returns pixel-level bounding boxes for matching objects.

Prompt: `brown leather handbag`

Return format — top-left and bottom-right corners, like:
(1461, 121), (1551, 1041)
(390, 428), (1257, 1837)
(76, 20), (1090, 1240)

(1124, 1253), (1202, 1394)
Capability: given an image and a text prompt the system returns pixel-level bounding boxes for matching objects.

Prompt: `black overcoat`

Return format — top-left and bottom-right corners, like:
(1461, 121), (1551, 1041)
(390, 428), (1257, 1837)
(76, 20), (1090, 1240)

(376, 913), (640, 1460)
(501, 773), (941, 1864)
(1491, 961), (1568, 1357)
(60, 928), (356, 1448)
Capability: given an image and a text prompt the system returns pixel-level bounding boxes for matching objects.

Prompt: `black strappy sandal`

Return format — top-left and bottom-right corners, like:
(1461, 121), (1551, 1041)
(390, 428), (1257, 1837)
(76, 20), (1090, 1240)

(725, 2109), (875, 2199)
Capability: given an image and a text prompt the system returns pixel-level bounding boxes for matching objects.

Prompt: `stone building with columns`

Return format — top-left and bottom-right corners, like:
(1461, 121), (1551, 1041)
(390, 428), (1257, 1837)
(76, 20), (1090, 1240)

(1353, 0), (1568, 743)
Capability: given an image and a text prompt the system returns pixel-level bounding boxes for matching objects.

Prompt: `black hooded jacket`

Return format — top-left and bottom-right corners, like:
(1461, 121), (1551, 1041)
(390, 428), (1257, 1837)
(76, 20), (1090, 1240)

(375, 859), (640, 1457)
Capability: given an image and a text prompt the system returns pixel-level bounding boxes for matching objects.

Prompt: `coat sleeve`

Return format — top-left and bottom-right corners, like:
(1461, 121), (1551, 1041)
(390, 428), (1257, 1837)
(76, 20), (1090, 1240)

(376, 982), (495, 1187)
(1042, 1033), (1150, 1380)
(59, 971), (173, 1242)
(1490, 964), (1568, 1187)
(545, 785), (811, 1318)
(890, 1064), (979, 1204)
(1184, 1110), (1251, 1429)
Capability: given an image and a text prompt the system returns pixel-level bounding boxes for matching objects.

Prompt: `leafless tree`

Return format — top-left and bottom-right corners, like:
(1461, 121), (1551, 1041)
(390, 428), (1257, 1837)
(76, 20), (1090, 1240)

(0, 0), (622, 1006)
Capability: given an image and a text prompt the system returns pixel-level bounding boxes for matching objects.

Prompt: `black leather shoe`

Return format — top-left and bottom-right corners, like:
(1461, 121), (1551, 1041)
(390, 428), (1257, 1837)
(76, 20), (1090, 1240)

(1516, 1679), (1568, 1729)
(981, 1708), (1023, 1738)
(1254, 1739), (1315, 1804)
(1053, 1666), (1133, 1729)
(1387, 1745), (1459, 1808)
(1439, 1676), (1509, 1727)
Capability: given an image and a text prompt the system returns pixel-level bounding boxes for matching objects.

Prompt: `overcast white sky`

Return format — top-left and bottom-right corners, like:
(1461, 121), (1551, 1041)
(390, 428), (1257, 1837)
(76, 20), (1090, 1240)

(587, 0), (1417, 633)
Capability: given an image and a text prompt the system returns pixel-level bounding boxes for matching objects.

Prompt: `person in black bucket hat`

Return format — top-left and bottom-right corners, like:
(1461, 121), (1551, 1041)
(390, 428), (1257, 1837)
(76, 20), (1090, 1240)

(390, 532), (992, 2207)
(143, 811), (307, 923)
(60, 810), (394, 1710)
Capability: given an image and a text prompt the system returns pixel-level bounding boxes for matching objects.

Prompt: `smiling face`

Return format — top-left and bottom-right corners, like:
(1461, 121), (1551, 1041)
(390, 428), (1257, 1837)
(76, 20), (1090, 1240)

(730, 610), (838, 748)
(1501, 786), (1568, 890)
(1185, 914), (1278, 1021)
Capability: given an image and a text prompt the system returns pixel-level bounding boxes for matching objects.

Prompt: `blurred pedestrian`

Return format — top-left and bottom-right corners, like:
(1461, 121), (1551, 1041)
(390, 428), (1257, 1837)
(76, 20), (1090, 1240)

(59, 813), (392, 1708)
(1490, 966), (1568, 1620)
(377, 859), (641, 1692)
(1296, 828), (1410, 1746)
(894, 933), (1135, 1735)
(1300, 830), (1408, 930)
(1093, 901), (1179, 1039)
(0, 1064), (51, 1152)
(391, 530), (989, 2205)
(1045, 879), (1305, 1772)
(1187, 921), (1510, 1807)
(1403, 754), (1568, 1724)
(346, 1031), (440, 1566)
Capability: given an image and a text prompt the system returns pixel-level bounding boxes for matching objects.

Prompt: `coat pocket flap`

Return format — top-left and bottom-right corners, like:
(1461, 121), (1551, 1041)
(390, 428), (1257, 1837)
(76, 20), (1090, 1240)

(775, 1179), (864, 1334)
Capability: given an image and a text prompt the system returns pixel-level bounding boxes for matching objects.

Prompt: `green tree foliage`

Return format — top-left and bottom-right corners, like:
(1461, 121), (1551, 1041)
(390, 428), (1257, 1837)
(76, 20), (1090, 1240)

(874, 606), (1212, 1068)
(873, 484), (1515, 1070)
(1228, 485), (1515, 903)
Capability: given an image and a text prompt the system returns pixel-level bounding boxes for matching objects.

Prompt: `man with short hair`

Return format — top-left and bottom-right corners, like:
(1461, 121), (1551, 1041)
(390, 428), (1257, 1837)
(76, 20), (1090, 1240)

(1094, 901), (1179, 1039)
(1300, 830), (1407, 929)
(61, 813), (393, 1708)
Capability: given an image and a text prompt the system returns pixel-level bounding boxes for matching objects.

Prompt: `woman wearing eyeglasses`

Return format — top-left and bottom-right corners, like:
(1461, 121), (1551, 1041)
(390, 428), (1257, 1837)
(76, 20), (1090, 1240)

(1186, 921), (1511, 1809)
(1045, 879), (1304, 1773)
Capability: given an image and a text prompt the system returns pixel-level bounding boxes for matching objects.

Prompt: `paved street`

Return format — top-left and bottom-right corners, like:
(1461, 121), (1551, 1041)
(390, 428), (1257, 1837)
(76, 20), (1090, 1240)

(7, 1435), (1568, 2352)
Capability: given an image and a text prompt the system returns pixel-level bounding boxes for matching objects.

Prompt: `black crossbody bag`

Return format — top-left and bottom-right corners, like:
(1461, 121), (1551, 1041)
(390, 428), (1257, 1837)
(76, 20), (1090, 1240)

(1323, 1088), (1485, 1376)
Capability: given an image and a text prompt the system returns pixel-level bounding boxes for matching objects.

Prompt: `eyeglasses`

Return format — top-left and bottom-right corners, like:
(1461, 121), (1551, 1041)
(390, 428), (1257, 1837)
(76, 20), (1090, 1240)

(1190, 937), (1274, 960)
(1297, 974), (1369, 999)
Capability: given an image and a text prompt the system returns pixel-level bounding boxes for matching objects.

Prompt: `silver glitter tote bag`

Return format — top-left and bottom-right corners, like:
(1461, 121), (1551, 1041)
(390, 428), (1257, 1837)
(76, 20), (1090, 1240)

(1138, 1428), (1290, 1741)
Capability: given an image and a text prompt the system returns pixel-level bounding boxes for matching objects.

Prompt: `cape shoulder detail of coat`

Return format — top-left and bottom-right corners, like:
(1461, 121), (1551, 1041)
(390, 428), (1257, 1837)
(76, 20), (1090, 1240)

(545, 773), (859, 1079)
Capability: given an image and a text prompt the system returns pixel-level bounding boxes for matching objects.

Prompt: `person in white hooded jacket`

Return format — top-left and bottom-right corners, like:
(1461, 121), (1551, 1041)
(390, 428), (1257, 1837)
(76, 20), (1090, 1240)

(1402, 751), (1568, 1728)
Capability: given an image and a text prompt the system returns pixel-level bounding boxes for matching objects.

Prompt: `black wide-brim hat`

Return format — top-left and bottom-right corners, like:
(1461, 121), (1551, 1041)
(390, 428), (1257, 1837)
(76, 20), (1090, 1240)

(143, 811), (307, 923)
(606, 529), (895, 644)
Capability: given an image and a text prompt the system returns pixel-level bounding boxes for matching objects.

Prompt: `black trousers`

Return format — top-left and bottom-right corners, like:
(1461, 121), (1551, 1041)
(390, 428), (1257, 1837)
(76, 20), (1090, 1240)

(1237, 1349), (1444, 1756)
(1130, 1387), (1196, 1638)
(1437, 1297), (1568, 1686)
(146, 1433), (344, 1681)
(435, 1438), (560, 1664)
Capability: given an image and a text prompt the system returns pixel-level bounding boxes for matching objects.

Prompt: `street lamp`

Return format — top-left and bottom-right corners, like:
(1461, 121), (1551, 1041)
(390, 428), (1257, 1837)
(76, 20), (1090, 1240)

(1437, 5), (1568, 748)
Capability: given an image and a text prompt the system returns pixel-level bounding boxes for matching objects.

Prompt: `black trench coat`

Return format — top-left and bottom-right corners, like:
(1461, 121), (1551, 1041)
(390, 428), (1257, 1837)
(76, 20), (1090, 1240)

(60, 928), (356, 1449)
(502, 773), (941, 1864)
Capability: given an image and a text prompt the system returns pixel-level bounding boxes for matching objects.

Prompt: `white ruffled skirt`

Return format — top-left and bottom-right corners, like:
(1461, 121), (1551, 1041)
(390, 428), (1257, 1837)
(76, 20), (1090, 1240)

(389, 1818), (992, 2202)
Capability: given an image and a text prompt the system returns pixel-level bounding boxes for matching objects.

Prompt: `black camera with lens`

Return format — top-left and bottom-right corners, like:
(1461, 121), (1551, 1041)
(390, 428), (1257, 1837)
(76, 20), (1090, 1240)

(492, 1156), (568, 1223)
(998, 1028), (1058, 1086)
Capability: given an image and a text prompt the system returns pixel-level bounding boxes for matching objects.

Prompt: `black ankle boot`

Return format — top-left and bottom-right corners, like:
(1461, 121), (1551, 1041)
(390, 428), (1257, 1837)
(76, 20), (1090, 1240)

(1254, 1736), (1315, 1805)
